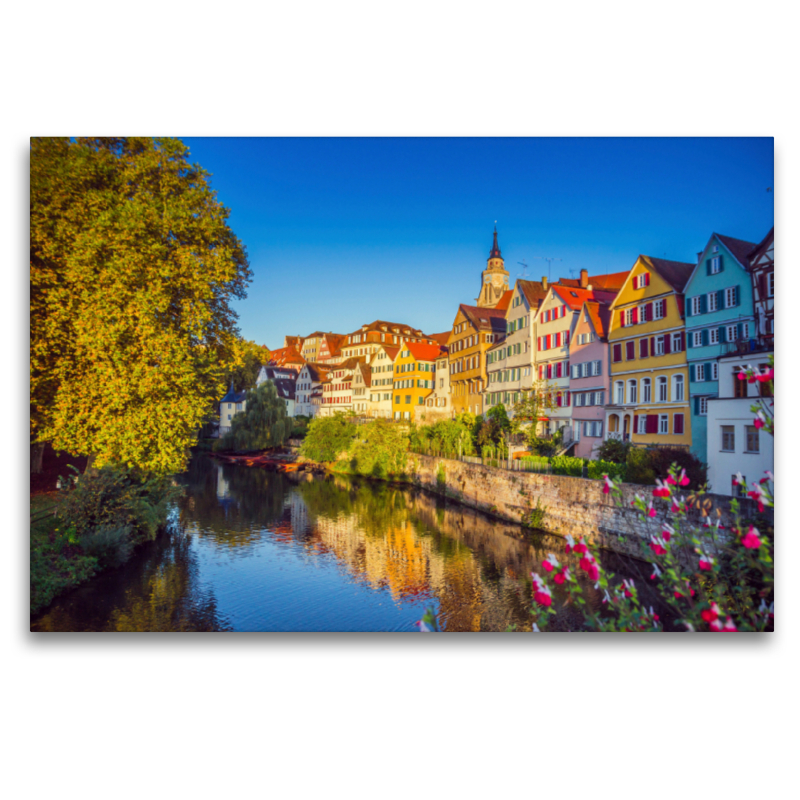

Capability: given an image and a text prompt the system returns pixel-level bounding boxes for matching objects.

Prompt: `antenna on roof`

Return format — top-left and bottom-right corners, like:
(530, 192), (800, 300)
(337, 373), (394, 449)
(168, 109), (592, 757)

(569, 268), (578, 279)
(517, 260), (530, 279)
(534, 256), (563, 282)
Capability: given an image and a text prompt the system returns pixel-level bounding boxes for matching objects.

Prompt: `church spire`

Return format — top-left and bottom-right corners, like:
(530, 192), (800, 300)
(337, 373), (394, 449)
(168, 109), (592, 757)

(489, 225), (502, 259)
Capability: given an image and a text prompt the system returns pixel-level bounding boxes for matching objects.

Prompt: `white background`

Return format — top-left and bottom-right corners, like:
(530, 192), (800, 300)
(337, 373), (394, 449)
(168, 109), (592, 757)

(3, 3), (794, 799)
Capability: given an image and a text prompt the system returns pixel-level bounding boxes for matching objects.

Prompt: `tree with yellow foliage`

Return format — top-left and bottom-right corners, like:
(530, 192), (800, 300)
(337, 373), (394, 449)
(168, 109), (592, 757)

(30, 137), (252, 473)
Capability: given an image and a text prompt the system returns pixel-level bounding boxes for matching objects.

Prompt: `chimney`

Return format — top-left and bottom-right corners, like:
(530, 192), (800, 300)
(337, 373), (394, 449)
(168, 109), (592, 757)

(580, 269), (589, 288)
(542, 276), (548, 289)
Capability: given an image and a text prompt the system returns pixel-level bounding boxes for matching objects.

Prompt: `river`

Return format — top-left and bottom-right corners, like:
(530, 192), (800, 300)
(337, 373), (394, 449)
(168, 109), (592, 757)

(32, 453), (659, 632)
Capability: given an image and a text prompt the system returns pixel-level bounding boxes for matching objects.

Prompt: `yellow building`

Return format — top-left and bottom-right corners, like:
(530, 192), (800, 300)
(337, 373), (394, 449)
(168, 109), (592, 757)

(448, 302), (509, 416)
(392, 342), (443, 420)
(606, 255), (695, 446)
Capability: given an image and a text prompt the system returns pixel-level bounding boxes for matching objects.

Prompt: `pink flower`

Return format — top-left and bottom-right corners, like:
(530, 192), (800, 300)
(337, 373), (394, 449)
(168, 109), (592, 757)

(756, 368), (773, 383)
(650, 535), (667, 556)
(653, 479), (671, 498)
(554, 568), (569, 585)
(579, 554), (599, 581)
(753, 411), (766, 430)
(650, 563), (662, 580)
(737, 370), (748, 381)
(741, 526), (761, 549)
(602, 475), (614, 495)
(542, 554), (558, 572)
(647, 503), (657, 518)
(564, 534), (575, 554)
(701, 602), (720, 623)
(722, 617), (738, 632)
(698, 556), (714, 571)
(572, 538), (588, 555)
(708, 618), (723, 632)
(534, 590), (552, 607)
(666, 474), (677, 486)
(661, 523), (674, 542)
(678, 469), (690, 487)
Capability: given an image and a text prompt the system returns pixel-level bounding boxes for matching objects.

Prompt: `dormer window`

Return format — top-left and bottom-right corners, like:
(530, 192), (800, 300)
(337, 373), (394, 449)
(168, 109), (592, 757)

(713, 245), (719, 253)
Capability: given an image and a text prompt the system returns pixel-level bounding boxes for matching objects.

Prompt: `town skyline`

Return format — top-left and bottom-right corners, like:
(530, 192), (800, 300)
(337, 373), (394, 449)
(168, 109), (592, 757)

(181, 137), (774, 348)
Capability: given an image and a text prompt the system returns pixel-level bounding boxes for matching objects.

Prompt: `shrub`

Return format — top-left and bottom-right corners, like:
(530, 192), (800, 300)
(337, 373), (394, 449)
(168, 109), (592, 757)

(59, 465), (179, 546)
(625, 447), (656, 486)
(345, 419), (409, 479)
(587, 459), (627, 483)
(527, 497), (547, 529)
(646, 447), (707, 490)
(551, 455), (584, 477)
(518, 455), (551, 474)
(79, 525), (134, 568)
(594, 438), (633, 464)
(300, 414), (358, 462)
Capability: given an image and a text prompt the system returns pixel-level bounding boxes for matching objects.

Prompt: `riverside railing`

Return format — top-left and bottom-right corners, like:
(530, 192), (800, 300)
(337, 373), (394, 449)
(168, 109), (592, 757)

(410, 447), (554, 474)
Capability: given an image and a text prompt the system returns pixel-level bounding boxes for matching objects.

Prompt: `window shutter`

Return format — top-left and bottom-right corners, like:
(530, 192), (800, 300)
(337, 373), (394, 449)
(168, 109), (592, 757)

(565, 392), (571, 406)
(759, 273), (767, 298)
(702, 329), (708, 346)
(687, 299), (692, 317)
(735, 285), (740, 306)
(613, 343), (622, 362)
(633, 414), (639, 431)
(556, 362), (561, 378)
(619, 311), (625, 327)
(674, 414), (684, 435)
(738, 323), (743, 340)
(538, 337), (542, 351)
(556, 393), (562, 407)
(663, 335), (671, 354)
(700, 294), (707, 314)
(564, 330), (570, 345)
(718, 326), (726, 344)
(626, 341), (635, 360)
(640, 338), (648, 358)
(717, 289), (724, 311)
(645, 273), (650, 287)
(632, 307), (638, 324)
(693, 397), (699, 414)
(650, 337), (655, 356)
(646, 414), (658, 434)
(687, 332), (693, 349)
(706, 259), (711, 276)
(690, 364), (696, 381)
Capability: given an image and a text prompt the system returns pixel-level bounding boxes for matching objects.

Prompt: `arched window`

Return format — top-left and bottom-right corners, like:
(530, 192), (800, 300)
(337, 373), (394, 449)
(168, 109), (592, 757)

(657, 376), (668, 403)
(627, 379), (637, 405)
(673, 373), (685, 402)
(642, 377), (651, 403)
(615, 381), (625, 405)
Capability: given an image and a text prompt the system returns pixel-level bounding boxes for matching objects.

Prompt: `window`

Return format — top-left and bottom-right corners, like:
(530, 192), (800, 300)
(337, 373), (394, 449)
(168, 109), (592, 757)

(734, 371), (748, 399)
(626, 341), (635, 360)
(695, 364), (705, 381)
(767, 272), (774, 297)
(657, 376), (668, 402)
(691, 296), (702, 315)
(726, 324), (738, 343)
(673, 374), (684, 401)
(741, 322), (749, 339)
(711, 362), (719, 381)
(710, 256), (722, 274)
(672, 333), (683, 352)
(642, 378), (651, 403)
(625, 308), (634, 326)
(707, 292), (718, 312)
(658, 414), (669, 434)
(724, 287), (737, 308)
(627, 379), (637, 404)
(655, 336), (665, 356)
(743, 425), (760, 453)
(721, 426), (735, 451)
(709, 327), (719, 345)
(615, 381), (624, 405)
(653, 299), (665, 320)
(612, 343), (622, 363)
(699, 397), (708, 416)
(637, 415), (647, 434)
(733, 476), (747, 498)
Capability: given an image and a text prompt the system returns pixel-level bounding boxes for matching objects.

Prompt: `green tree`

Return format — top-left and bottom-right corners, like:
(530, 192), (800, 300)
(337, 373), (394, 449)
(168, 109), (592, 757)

(225, 339), (270, 392)
(509, 382), (557, 447)
(30, 137), (251, 473)
(300, 414), (358, 463)
(216, 381), (291, 452)
(486, 403), (511, 432)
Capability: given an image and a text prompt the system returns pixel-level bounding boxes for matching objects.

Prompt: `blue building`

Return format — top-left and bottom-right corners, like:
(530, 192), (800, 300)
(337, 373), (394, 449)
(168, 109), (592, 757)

(684, 233), (758, 461)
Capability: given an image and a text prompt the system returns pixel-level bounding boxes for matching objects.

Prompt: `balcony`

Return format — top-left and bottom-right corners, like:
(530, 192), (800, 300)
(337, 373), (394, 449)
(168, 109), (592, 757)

(722, 336), (773, 357)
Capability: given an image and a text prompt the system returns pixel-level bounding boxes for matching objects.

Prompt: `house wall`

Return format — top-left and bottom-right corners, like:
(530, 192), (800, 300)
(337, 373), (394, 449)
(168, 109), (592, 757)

(392, 348), (434, 420)
(569, 313), (609, 459)
(535, 291), (573, 432)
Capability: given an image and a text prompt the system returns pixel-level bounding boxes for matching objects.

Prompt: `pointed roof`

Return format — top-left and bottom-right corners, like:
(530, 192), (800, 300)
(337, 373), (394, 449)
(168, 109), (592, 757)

(376, 345), (400, 362)
(458, 303), (508, 335)
(494, 289), (513, 311)
(221, 385), (247, 404)
(427, 331), (451, 346)
(356, 361), (372, 386)
(748, 227), (774, 263)
(715, 233), (758, 269)
(585, 270), (629, 290)
(405, 341), (444, 362)
(305, 363), (332, 382)
(517, 279), (550, 310)
(580, 299), (613, 340)
(489, 226), (502, 259)
(640, 256), (695, 292)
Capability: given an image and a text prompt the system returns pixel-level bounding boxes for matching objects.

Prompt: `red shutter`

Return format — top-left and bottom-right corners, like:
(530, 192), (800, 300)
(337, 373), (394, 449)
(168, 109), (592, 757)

(632, 307), (638, 324)
(556, 362), (562, 378)
(674, 414), (684, 435)
(650, 337), (655, 356)
(619, 311), (625, 327)
(612, 343), (622, 362)
(626, 341), (635, 360)
(555, 332), (561, 347)
(646, 303), (653, 321)
(646, 414), (658, 434)
(546, 364), (552, 379)
(679, 332), (685, 352)
(633, 414), (639, 432)
(664, 335), (671, 354)
(565, 391), (571, 406)
(564, 330), (570, 345)
(556, 393), (562, 407)
(644, 273), (650, 287)
(639, 338), (648, 358)
(539, 365), (543, 380)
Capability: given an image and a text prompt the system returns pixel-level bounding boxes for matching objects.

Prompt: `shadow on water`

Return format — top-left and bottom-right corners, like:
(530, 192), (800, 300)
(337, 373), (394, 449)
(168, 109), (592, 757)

(33, 453), (669, 632)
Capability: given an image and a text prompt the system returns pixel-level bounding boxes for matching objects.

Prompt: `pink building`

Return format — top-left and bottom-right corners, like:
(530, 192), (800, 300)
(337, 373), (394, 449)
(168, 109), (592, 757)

(569, 299), (613, 459)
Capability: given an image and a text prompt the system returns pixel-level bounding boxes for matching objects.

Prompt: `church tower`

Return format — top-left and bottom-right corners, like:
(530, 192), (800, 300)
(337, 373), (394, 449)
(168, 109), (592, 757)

(476, 226), (510, 308)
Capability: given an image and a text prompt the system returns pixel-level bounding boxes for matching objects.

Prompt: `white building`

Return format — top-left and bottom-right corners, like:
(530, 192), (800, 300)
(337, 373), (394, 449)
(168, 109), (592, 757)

(295, 363), (331, 417)
(368, 344), (399, 418)
(706, 352), (773, 496)
(219, 385), (247, 435)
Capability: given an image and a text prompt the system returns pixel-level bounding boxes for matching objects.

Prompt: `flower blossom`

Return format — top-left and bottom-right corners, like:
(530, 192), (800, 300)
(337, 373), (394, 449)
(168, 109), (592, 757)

(602, 475), (614, 495)
(661, 523), (674, 542)
(572, 538), (588, 555)
(564, 534), (575, 554)
(701, 602), (720, 623)
(531, 572), (553, 607)
(697, 552), (715, 571)
(737, 369), (748, 382)
(677, 468), (690, 487)
(650, 535), (667, 556)
(756, 367), (774, 383)
(554, 568), (570, 585)
(578, 553), (599, 581)
(753, 410), (767, 430)
(650, 563), (662, 580)
(542, 554), (560, 572)
(653, 479), (671, 498)
(722, 617), (738, 632)
(741, 525), (761, 549)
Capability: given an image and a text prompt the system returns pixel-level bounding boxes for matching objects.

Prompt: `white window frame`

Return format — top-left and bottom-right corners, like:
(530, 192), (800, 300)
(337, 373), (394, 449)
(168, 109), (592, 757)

(672, 332), (682, 351)
(658, 414), (669, 435)
(711, 362), (719, 381)
(637, 415), (647, 434)
(696, 363), (706, 382)
(691, 296), (702, 315)
(709, 327), (719, 345)
(710, 256), (722, 274)
(767, 272), (774, 298)
(699, 397), (708, 416)
(672, 373), (685, 402)
(642, 378), (651, 404)
(726, 324), (737, 343)
(615, 381), (624, 405)
(627, 379), (637, 405)
(657, 376), (668, 403)
(724, 287), (737, 308)
(655, 336), (665, 356)
(707, 291), (718, 312)
(653, 300), (665, 320)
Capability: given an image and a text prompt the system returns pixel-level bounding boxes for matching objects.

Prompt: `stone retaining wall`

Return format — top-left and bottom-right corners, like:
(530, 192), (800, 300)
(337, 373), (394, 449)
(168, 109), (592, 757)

(409, 454), (769, 557)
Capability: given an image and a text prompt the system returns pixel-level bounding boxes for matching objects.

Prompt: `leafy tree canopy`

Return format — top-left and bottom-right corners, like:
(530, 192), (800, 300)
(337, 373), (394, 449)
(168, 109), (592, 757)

(30, 137), (252, 473)
(225, 338), (269, 392)
(216, 381), (291, 453)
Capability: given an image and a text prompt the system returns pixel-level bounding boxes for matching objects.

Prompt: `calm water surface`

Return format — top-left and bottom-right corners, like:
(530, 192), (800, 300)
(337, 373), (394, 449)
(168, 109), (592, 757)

(32, 454), (657, 632)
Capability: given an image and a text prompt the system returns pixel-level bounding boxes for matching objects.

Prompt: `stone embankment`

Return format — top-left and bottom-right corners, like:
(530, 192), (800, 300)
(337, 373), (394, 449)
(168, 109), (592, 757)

(408, 454), (769, 558)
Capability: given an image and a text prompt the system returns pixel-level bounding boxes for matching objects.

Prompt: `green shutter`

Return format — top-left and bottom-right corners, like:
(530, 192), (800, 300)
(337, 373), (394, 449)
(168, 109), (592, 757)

(706, 259), (711, 276)
(702, 329), (709, 346)
(735, 285), (740, 306)
(700, 294), (707, 314)
(690, 364), (696, 381)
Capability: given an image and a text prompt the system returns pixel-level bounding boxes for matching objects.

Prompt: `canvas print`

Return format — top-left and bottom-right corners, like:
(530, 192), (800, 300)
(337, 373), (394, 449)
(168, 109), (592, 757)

(30, 137), (774, 632)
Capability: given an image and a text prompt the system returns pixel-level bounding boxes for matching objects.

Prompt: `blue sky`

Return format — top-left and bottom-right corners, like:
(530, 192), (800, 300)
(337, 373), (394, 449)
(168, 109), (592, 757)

(181, 137), (774, 348)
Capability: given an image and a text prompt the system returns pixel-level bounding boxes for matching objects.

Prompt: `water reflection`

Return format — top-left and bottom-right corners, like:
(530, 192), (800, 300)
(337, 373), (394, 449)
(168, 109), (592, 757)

(32, 455), (658, 632)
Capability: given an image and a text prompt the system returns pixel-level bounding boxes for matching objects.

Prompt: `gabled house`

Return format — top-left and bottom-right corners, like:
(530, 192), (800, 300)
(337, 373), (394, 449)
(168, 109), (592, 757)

(368, 344), (400, 418)
(352, 361), (372, 416)
(448, 301), (509, 417)
(267, 345), (305, 372)
(605, 255), (694, 446)
(684, 232), (758, 459)
(317, 333), (346, 364)
(749, 227), (774, 342)
(319, 357), (365, 416)
(424, 345), (452, 419)
(391, 341), (442, 420)
(569, 299), (613, 458)
(295, 363), (331, 417)
(301, 331), (344, 363)
(219, 385), (247, 435)
(339, 320), (437, 362)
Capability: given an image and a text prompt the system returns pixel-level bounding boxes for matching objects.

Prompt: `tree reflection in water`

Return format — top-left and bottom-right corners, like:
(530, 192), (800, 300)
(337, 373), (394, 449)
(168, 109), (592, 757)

(34, 454), (659, 632)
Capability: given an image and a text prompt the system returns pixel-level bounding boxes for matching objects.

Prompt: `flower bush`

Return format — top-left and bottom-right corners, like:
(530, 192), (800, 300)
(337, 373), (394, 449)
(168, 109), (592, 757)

(419, 363), (774, 633)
